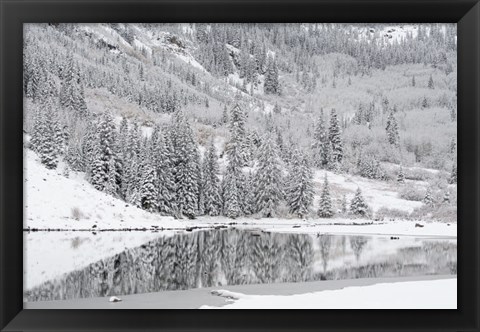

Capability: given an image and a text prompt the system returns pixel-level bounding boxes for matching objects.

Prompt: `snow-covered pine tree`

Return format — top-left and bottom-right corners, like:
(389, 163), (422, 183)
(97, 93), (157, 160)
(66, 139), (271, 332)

(81, 115), (99, 176)
(423, 187), (434, 206)
(264, 55), (280, 95)
(152, 129), (176, 215)
(229, 104), (248, 165)
(317, 173), (334, 218)
(36, 107), (61, 169)
(421, 96), (429, 108)
(139, 162), (158, 212)
(90, 112), (118, 195)
(328, 109), (343, 169)
(59, 56), (88, 118)
(242, 170), (256, 216)
(171, 112), (200, 219)
(30, 108), (44, 153)
(428, 74), (434, 89)
(386, 111), (400, 146)
(221, 105), (229, 124)
(203, 140), (222, 216)
(449, 163), (457, 184)
(124, 156), (141, 207)
(350, 187), (369, 216)
(253, 134), (283, 217)
(286, 151), (314, 218)
(222, 134), (244, 219)
(312, 109), (330, 169)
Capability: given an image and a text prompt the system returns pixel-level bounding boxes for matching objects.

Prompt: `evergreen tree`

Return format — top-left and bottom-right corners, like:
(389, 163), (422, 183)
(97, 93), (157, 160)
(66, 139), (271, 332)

(328, 109), (344, 168)
(312, 110), (330, 168)
(171, 112), (200, 219)
(222, 166), (243, 219)
(317, 173), (334, 218)
(449, 163), (457, 184)
(286, 152), (314, 218)
(59, 56), (88, 118)
(36, 107), (61, 169)
(350, 188), (369, 216)
(421, 96), (429, 108)
(203, 140), (222, 216)
(222, 104), (248, 218)
(140, 163), (158, 212)
(152, 129), (176, 215)
(228, 104), (248, 165)
(253, 135), (283, 217)
(90, 112), (118, 195)
(264, 55), (280, 95)
(385, 111), (400, 146)
(428, 74), (434, 89)
(423, 187), (434, 206)
(221, 105), (229, 124)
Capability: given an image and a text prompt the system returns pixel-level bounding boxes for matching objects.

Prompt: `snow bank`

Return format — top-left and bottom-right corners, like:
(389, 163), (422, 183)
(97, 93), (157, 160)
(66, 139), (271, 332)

(314, 170), (424, 213)
(204, 278), (457, 309)
(24, 149), (180, 230)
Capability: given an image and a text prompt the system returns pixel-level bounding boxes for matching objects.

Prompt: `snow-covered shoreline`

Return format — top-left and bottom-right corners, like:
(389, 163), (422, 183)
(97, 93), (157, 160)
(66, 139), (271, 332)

(25, 275), (456, 309)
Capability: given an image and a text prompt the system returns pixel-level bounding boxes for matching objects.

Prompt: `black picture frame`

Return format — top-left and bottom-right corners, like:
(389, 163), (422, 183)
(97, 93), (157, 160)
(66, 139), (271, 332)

(1, 0), (479, 331)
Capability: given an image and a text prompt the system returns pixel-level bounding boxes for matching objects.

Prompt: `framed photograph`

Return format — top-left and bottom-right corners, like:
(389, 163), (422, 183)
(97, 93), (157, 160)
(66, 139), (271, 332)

(1, 0), (479, 331)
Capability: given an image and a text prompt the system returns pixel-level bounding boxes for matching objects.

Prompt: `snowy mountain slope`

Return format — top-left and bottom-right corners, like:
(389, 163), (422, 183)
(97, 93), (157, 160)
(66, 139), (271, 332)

(313, 170), (423, 213)
(24, 149), (179, 230)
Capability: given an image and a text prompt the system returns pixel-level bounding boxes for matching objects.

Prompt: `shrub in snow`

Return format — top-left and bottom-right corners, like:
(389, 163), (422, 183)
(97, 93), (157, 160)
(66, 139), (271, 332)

(375, 207), (410, 221)
(71, 207), (84, 221)
(404, 168), (433, 182)
(411, 205), (457, 223)
(398, 185), (425, 202)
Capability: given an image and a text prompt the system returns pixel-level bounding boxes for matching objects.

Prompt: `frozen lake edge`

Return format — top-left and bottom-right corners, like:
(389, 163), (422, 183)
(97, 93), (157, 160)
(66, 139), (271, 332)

(25, 274), (456, 309)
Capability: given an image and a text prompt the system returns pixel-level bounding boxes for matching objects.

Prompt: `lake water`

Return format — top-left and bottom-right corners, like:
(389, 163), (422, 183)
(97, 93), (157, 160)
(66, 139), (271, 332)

(24, 228), (457, 302)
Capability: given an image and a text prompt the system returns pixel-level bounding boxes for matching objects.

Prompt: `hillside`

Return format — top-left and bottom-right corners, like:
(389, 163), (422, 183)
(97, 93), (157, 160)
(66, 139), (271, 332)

(23, 23), (457, 225)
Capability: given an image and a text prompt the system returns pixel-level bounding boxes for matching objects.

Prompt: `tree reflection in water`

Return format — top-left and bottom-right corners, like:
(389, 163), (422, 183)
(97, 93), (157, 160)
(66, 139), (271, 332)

(25, 229), (457, 302)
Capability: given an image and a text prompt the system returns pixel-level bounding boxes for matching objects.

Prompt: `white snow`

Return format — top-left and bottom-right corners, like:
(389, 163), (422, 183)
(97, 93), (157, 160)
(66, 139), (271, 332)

(191, 218), (456, 238)
(24, 149), (179, 230)
(203, 278), (457, 309)
(109, 296), (122, 302)
(314, 170), (423, 213)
